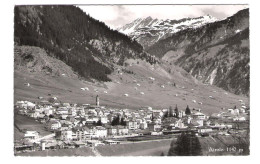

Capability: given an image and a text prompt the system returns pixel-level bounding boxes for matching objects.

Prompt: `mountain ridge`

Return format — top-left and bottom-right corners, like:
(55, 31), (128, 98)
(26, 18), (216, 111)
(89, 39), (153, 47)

(146, 8), (249, 96)
(117, 15), (218, 48)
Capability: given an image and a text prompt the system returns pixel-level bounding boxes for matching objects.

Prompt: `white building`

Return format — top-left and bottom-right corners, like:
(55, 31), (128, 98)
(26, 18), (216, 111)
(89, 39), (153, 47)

(140, 122), (148, 130)
(178, 111), (186, 118)
(107, 127), (117, 136)
(228, 109), (234, 114)
(117, 126), (128, 135)
(44, 108), (54, 116)
(175, 120), (186, 129)
(68, 108), (76, 116)
(240, 108), (246, 113)
(61, 130), (73, 141)
(56, 107), (68, 115)
(51, 121), (61, 130)
(148, 123), (161, 131)
(190, 119), (204, 127)
(94, 126), (107, 138)
(233, 116), (246, 121)
(233, 109), (240, 115)
(198, 127), (213, 133)
(100, 116), (108, 124)
(24, 131), (39, 140)
(127, 121), (138, 130)
(192, 112), (206, 120)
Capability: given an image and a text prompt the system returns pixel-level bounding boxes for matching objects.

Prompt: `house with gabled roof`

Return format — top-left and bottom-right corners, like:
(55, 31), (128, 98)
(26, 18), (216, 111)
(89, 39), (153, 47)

(107, 126), (117, 136)
(116, 125), (128, 135)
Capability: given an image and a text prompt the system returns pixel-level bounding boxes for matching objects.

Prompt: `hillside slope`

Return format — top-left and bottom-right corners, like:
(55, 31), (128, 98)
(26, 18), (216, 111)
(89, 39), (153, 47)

(14, 46), (78, 78)
(147, 9), (249, 96)
(14, 45), (249, 115)
(14, 5), (157, 82)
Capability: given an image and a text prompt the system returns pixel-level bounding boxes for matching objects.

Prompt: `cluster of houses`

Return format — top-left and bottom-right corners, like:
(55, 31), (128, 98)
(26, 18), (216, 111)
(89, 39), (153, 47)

(14, 96), (249, 153)
(210, 107), (249, 122)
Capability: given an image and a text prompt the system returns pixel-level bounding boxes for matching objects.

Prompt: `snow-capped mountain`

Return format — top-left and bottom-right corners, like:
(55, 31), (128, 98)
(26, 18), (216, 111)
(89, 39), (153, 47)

(147, 8), (249, 96)
(118, 15), (218, 48)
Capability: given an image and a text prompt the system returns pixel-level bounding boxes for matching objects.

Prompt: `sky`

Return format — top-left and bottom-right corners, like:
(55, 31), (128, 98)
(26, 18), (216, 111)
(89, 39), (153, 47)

(78, 5), (248, 29)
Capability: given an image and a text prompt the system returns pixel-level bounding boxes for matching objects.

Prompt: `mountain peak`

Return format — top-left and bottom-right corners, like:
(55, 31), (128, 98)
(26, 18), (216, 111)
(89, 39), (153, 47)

(144, 16), (153, 20)
(118, 16), (156, 35)
(118, 14), (219, 48)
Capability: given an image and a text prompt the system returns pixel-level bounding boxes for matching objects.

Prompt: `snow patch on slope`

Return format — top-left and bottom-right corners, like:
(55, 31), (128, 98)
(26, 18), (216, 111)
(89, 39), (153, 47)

(209, 68), (218, 85)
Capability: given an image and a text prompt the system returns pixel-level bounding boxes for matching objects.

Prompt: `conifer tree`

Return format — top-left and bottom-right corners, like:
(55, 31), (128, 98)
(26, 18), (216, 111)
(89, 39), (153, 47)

(169, 106), (173, 117)
(185, 105), (191, 115)
(96, 119), (102, 126)
(174, 105), (179, 118)
(120, 117), (126, 126)
(151, 112), (155, 121)
(111, 115), (120, 126)
(168, 131), (202, 156)
(162, 111), (168, 119)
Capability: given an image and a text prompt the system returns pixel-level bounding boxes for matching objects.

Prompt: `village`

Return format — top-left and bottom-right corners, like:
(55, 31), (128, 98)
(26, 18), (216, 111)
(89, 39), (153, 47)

(14, 95), (249, 154)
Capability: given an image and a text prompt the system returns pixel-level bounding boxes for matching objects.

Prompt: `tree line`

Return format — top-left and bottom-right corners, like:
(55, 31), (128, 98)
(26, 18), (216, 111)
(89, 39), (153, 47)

(163, 105), (191, 119)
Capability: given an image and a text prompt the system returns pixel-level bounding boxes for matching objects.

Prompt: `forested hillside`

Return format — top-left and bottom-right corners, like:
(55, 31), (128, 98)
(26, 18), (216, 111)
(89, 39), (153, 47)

(14, 5), (156, 82)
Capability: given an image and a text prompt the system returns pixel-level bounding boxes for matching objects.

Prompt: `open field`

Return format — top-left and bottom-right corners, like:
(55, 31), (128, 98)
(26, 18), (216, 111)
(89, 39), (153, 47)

(96, 139), (173, 156)
(17, 139), (173, 156)
(17, 135), (247, 156)
(199, 135), (249, 156)
(17, 147), (95, 156)
(96, 135), (247, 156)
(14, 113), (51, 141)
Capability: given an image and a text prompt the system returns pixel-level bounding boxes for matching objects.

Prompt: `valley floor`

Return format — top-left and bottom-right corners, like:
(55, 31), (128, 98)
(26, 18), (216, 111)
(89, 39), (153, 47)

(17, 135), (247, 156)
